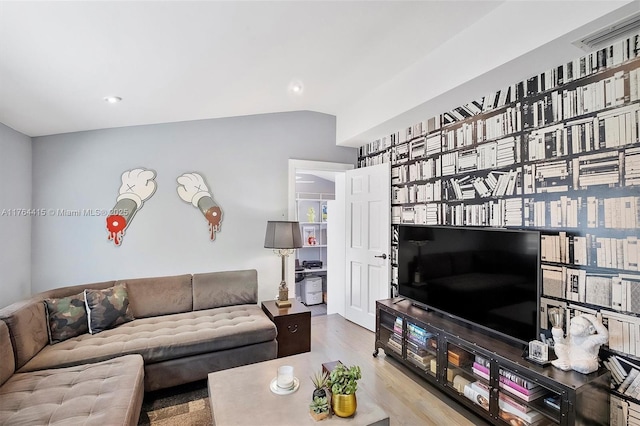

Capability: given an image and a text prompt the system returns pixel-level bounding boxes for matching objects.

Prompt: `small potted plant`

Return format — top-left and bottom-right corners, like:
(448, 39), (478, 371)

(328, 363), (361, 418)
(309, 396), (330, 421)
(310, 370), (329, 400)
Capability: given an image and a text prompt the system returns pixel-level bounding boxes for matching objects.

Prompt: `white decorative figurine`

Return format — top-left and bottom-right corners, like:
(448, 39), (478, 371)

(551, 314), (608, 374)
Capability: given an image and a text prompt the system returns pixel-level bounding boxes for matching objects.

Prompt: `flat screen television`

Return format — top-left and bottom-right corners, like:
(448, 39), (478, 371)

(397, 225), (540, 346)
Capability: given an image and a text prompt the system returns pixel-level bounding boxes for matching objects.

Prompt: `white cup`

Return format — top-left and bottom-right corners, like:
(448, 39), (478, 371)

(277, 365), (294, 389)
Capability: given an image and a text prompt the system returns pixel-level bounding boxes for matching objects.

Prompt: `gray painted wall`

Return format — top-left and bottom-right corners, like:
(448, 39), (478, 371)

(30, 111), (355, 302)
(0, 123), (32, 307)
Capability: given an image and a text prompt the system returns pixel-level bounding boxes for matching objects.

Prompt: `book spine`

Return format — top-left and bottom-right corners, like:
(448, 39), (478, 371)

(499, 376), (537, 396)
(499, 368), (537, 389)
(499, 382), (543, 402)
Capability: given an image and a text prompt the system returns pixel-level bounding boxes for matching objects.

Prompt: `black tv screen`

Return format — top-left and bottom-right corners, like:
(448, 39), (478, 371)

(397, 225), (540, 345)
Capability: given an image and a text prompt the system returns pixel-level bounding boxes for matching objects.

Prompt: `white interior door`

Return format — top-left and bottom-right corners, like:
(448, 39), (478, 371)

(344, 162), (390, 331)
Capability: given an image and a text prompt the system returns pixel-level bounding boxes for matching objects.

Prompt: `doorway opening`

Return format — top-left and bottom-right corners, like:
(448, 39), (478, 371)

(288, 160), (354, 317)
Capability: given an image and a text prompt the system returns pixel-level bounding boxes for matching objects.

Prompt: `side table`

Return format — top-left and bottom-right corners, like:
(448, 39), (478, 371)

(261, 299), (311, 358)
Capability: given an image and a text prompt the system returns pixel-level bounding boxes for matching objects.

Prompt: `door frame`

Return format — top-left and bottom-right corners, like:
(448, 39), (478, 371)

(287, 159), (354, 311)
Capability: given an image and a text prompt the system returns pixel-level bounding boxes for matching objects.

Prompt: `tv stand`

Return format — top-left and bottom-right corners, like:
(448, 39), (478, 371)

(374, 299), (610, 425)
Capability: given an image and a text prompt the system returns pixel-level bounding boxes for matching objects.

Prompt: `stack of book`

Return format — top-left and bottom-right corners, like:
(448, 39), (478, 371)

(385, 317), (403, 355)
(473, 355), (547, 402)
(463, 380), (545, 424)
(406, 323), (436, 370)
(468, 355), (547, 425)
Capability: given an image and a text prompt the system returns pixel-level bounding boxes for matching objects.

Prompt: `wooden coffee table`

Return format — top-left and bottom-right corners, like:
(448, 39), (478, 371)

(208, 353), (389, 425)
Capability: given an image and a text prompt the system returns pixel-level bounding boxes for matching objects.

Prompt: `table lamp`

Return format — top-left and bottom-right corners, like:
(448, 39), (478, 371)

(264, 221), (302, 308)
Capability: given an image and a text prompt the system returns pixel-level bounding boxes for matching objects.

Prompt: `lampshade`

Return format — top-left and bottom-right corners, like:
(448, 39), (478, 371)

(264, 221), (302, 249)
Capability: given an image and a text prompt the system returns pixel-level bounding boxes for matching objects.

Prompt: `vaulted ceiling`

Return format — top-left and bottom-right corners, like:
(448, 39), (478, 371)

(0, 1), (637, 146)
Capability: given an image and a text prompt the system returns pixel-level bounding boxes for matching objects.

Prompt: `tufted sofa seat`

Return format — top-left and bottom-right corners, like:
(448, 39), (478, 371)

(19, 305), (276, 373)
(0, 321), (144, 426)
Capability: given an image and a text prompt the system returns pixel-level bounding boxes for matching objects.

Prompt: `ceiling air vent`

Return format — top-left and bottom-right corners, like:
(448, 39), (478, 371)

(573, 11), (640, 52)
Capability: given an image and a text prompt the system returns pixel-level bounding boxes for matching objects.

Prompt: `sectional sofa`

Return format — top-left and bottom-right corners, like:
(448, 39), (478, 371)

(0, 269), (278, 425)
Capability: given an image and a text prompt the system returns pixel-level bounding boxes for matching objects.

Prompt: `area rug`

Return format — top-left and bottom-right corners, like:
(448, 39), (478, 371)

(138, 380), (211, 426)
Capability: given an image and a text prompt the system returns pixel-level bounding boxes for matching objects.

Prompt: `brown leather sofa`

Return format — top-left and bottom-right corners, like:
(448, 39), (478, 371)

(0, 269), (277, 425)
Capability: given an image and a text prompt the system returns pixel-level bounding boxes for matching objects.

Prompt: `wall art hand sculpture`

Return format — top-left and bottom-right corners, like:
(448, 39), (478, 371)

(551, 313), (609, 374)
(176, 172), (223, 241)
(106, 168), (157, 246)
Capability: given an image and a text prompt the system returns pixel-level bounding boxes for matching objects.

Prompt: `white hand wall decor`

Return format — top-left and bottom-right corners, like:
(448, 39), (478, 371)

(106, 168), (157, 246)
(177, 172), (223, 241)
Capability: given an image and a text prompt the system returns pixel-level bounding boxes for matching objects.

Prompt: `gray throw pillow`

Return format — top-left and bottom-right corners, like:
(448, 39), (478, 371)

(84, 283), (134, 334)
(44, 292), (89, 343)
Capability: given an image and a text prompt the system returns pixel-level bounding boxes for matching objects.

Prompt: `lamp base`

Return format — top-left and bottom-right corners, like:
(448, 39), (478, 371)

(275, 299), (292, 308)
(277, 283), (291, 308)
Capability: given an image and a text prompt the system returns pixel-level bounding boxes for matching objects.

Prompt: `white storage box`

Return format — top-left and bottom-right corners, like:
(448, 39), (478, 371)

(303, 276), (323, 306)
(304, 291), (323, 306)
(305, 276), (323, 293)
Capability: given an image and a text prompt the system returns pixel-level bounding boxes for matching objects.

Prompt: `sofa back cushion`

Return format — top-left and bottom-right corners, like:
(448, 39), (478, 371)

(117, 274), (193, 318)
(0, 321), (15, 386)
(192, 269), (257, 310)
(38, 280), (116, 300)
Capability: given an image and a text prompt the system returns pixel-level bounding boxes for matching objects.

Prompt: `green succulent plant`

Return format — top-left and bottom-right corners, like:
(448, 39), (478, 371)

(311, 370), (329, 390)
(310, 396), (329, 414)
(310, 370), (329, 399)
(328, 363), (361, 395)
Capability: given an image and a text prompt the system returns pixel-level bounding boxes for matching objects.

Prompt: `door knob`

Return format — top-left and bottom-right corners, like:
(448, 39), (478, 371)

(374, 253), (387, 259)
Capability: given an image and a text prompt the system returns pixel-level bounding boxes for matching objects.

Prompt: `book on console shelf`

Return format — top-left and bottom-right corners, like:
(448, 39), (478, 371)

(393, 316), (402, 335)
(474, 354), (490, 368)
(448, 348), (474, 367)
(390, 333), (402, 346)
(472, 365), (490, 381)
(544, 394), (561, 411)
(407, 349), (435, 367)
(499, 369), (539, 391)
(407, 342), (429, 358)
(473, 363), (544, 398)
(499, 381), (548, 402)
(386, 337), (402, 354)
(463, 381), (490, 411)
(465, 381), (544, 425)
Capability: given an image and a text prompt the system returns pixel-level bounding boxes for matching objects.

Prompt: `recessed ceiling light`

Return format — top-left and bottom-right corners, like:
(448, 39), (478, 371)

(288, 81), (304, 95)
(104, 96), (122, 104)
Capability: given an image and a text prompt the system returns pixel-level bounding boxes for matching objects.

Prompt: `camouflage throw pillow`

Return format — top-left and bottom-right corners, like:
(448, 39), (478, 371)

(84, 283), (134, 334)
(44, 293), (89, 344)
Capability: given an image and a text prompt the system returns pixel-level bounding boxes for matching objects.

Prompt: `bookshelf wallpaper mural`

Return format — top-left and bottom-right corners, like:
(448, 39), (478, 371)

(358, 35), (640, 417)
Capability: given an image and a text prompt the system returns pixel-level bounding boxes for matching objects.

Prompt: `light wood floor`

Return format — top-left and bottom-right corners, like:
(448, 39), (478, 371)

(311, 313), (491, 426)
